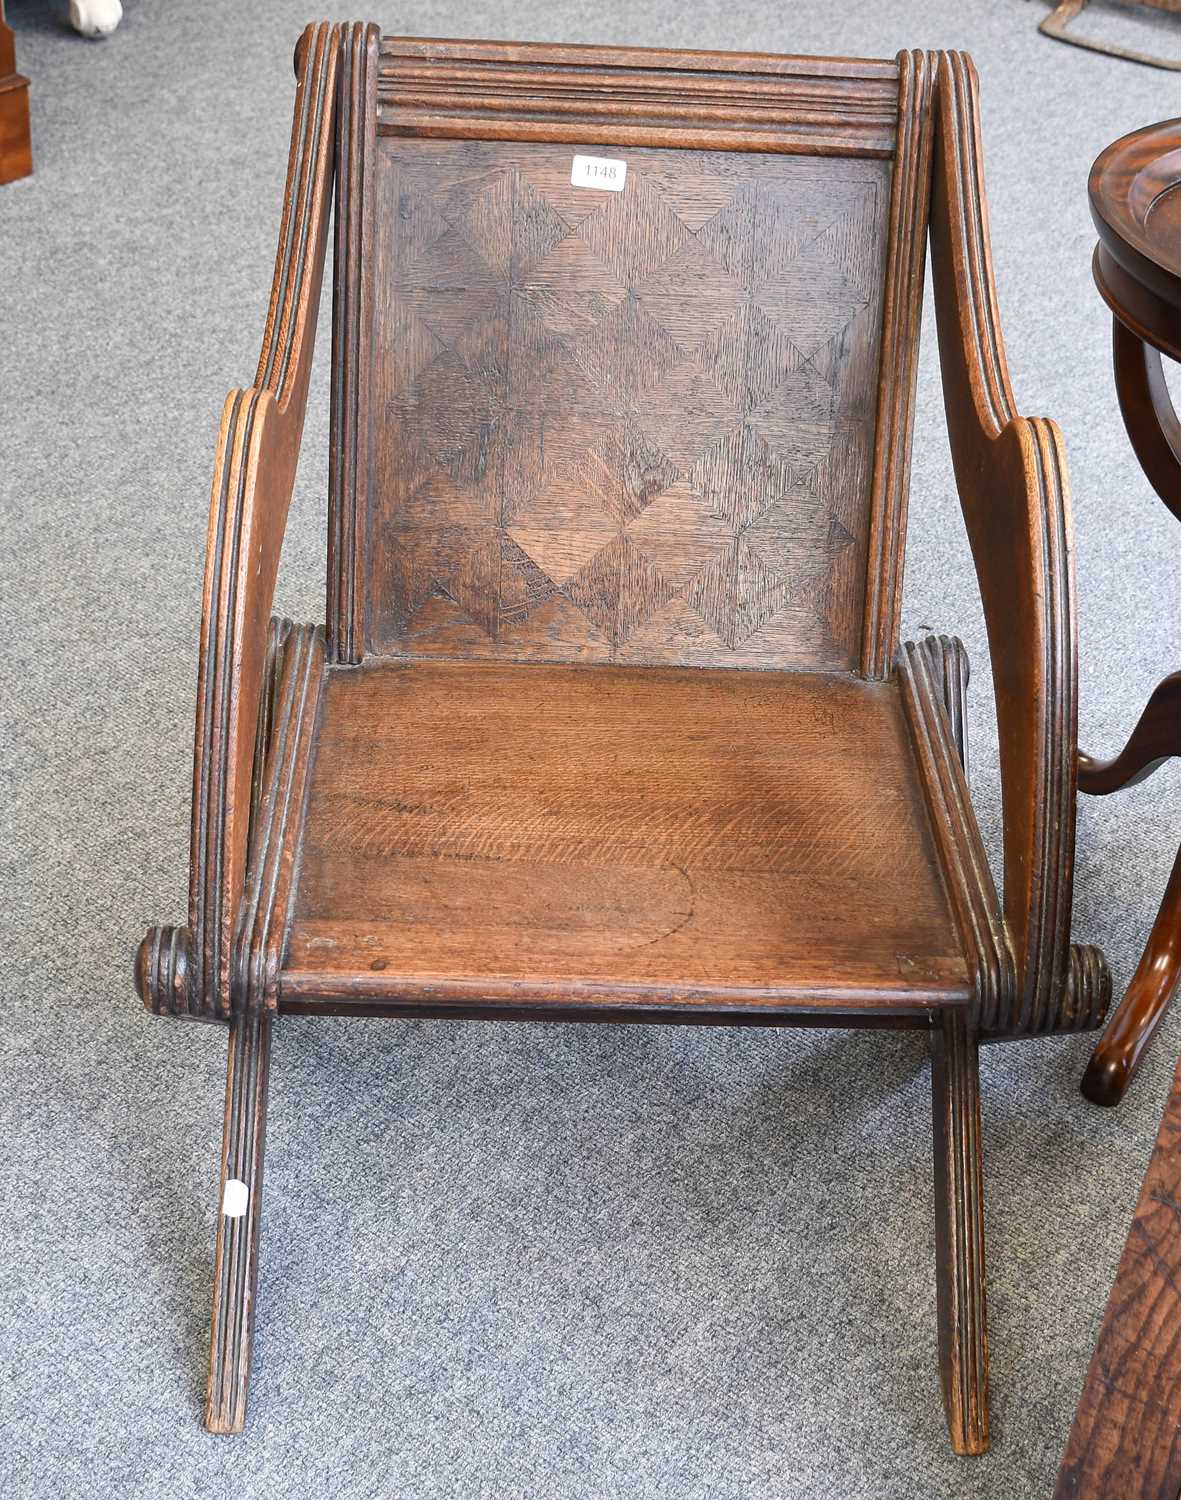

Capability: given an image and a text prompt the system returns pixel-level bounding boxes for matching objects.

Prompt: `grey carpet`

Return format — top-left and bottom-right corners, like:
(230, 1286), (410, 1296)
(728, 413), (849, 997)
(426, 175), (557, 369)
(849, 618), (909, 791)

(2, 0), (1180, 1495)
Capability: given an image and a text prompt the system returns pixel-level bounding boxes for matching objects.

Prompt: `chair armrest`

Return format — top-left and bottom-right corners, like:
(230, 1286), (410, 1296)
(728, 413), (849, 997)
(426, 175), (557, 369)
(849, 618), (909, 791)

(138, 22), (339, 1020)
(929, 52), (1097, 1031)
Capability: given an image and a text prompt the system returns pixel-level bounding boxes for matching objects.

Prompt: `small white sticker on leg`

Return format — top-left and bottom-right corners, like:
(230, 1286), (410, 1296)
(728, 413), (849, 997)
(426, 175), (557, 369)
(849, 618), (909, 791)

(222, 1179), (250, 1218)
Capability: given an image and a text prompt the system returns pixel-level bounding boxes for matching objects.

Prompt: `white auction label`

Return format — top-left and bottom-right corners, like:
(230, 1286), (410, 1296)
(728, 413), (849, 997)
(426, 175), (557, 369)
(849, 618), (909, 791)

(570, 154), (627, 192)
(222, 1178), (250, 1218)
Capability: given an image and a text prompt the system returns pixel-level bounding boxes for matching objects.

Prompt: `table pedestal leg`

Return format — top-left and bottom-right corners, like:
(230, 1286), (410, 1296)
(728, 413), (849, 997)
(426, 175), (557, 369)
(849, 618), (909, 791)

(1079, 673), (1181, 1104)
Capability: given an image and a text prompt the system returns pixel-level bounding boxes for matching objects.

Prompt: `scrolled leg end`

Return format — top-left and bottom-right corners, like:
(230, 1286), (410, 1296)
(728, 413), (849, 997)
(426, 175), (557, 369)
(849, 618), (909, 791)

(1059, 944), (1113, 1036)
(136, 925), (220, 1021)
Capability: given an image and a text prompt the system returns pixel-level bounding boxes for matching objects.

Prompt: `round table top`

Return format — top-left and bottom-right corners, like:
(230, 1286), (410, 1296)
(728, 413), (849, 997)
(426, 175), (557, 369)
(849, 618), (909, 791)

(1090, 118), (1181, 360)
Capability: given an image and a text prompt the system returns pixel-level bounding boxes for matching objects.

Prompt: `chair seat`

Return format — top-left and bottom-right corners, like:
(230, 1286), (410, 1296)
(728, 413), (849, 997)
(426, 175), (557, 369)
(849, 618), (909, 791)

(279, 659), (971, 1018)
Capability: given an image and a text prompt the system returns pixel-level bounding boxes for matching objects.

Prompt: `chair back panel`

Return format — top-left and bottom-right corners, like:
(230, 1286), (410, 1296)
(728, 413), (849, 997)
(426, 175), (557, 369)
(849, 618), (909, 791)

(329, 41), (935, 674)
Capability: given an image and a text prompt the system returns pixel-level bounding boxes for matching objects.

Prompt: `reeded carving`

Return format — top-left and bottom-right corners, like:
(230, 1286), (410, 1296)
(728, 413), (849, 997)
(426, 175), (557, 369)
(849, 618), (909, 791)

(135, 924), (218, 1021)
(860, 49), (937, 677)
(924, 631), (970, 770)
(901, 633), (1111, 1039)
(193, 21), (339, 1017)
(248, 616), (295, 831)
(1061, 943), (1113, 1035)
(233, 624), (326, 1014)
(898, 635), (1014, 1034)
(328, 21), (380, 665)
(931, 1009), (989, 1455)
(205, 1007), (273, 1434)
(133, 21), (1113, 1457)
(376, 39), (902, 156)
(139, 19), (340, 1027)
(929, 51), (1106, 1030)
(139, 617), (299, 1025)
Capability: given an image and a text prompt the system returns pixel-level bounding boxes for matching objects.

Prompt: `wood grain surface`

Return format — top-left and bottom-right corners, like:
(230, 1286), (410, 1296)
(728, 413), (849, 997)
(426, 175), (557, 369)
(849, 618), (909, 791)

(328, 21), (380, 665)
(928, 51), (1108, 1036)
(134, 28), (1111, 1448)
(364, 142), (890, 671)
(375, 38), (902, 157)
(1056, 1047), (1181, 1495)
(284, 658), (969, 1010)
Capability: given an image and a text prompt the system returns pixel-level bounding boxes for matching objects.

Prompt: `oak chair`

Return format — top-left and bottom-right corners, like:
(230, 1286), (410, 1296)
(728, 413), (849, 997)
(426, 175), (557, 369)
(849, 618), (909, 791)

(135, 26), (1111, 1451)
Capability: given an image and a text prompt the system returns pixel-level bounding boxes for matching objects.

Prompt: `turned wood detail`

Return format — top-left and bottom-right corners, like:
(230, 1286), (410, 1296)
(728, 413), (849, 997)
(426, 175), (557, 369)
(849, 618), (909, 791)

(137, 23), (339, 1021)
(860, 49), (936, 678)
(1059, 944), (1113, 1036)
(929, 52), (1103, 1033)
(327, 20), (379, 664)
(931, 1007), (988, 1456)
(1089, 121), (1181, 507)
(1058, 115), (1181, 1494)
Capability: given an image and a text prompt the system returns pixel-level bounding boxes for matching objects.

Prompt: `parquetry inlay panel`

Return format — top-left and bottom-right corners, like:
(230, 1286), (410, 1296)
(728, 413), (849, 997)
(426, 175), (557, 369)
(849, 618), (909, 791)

(368, 141), (890, 668)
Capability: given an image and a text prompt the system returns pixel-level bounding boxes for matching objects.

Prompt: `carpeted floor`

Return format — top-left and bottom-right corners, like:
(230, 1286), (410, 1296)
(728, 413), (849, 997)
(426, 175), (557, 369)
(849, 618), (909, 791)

(3, 1), (1180, 1495)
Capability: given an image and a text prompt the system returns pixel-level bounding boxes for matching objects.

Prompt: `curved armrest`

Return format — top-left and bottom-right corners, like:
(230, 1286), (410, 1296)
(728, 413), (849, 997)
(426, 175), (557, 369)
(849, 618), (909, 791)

(929, 52), (1094, 1031)
(138, 22), (340, 1019)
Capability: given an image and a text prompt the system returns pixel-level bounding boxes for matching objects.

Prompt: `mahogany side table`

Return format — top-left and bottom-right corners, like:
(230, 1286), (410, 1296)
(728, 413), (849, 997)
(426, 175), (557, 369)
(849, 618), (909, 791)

(1057, 121), (1181, 1499)
(1078, 119), (1181, 1109)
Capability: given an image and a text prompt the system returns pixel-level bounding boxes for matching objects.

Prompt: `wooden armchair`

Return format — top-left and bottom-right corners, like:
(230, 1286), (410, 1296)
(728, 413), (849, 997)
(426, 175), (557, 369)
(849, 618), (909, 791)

(135, 27), (1110, 1451)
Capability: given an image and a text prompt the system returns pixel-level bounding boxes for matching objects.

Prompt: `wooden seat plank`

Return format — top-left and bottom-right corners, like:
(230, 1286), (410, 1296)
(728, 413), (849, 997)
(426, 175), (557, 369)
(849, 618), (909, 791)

(284, 659), (969, 1010)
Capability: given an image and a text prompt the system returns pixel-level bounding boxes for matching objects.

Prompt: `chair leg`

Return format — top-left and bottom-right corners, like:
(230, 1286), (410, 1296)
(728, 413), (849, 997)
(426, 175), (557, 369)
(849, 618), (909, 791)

(1081, 840), (1181, 1106)
(931, 1008), (989, 1455)
(205, 1006), (273, 1434)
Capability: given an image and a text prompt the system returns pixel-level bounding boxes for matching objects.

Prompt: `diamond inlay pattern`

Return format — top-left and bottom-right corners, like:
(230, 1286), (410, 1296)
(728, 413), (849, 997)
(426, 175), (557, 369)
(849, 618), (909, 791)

(369, 141), (889, 667)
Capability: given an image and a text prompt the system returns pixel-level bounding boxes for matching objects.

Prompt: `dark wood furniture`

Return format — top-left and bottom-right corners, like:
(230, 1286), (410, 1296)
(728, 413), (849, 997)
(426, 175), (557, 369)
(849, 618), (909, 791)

(1079, 120), (1181, 1108)
(1040, 0), (1181, 71)
(135, 28), (1110, 1448)
(1056, 1043), (1181, 1496)
(0, 0), (31, 185)
(1057, 118), (1181, 1500)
